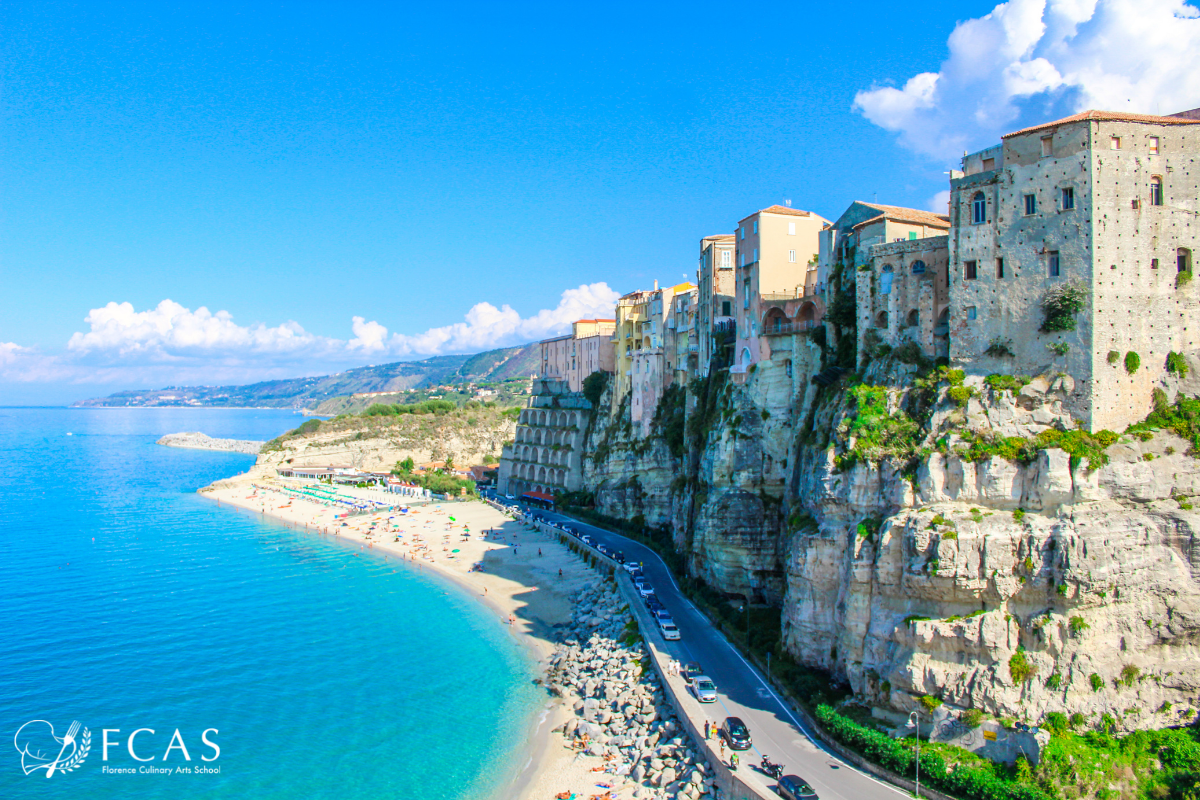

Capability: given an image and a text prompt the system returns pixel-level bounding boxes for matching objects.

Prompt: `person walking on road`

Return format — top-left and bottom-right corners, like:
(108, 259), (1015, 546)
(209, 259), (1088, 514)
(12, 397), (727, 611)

(704, 720), (710, 739)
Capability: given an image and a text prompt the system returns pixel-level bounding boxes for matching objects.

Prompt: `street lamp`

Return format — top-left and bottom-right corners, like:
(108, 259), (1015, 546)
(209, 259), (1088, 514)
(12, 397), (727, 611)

(739, 603), (750, 649)
(906, 712), (920, 798)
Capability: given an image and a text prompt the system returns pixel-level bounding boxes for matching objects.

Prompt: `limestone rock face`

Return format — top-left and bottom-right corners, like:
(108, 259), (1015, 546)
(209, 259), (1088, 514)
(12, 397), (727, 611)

(583, 351), (1200, 729)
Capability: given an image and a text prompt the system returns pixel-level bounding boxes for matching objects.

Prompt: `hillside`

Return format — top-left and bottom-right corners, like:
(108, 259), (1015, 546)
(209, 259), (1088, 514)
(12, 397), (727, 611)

(72, 343), (540, 409)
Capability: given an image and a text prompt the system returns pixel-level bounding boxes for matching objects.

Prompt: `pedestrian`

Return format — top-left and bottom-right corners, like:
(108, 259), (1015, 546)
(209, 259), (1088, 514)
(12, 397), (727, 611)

(720, 740), (725, 760)
(558, 568), (563, 577)
(538, 548), (542, 556)
(704, 720), (710, 739)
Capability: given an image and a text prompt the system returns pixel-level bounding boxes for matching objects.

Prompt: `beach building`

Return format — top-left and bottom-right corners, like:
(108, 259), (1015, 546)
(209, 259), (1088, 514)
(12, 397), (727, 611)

(539, 319), (616, 392)
(496, 378), (593, 497)
(697, 234), (736, 376)
(946, 108), (1200, 431)
(732, 205), (829, 376)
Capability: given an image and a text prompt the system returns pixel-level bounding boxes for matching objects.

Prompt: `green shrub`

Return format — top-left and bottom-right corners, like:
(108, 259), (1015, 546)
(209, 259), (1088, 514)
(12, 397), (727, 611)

(1090, 673), (1104, 692)
(1040, 280), (1089, 332)
(1177, 269), (1193, 289)
(856, 516), (882, 541)
(984, 338), (1015, 358)
(1120, 664), (1141, 687)
(962, 708), (984, 728)
(947, 385), (975, 407)
(1125, 351), (1141, 374)
(1069, 712), (1087, 729)
(1013, 508), (1026, 522)
(918, 695), (943, 713)
(839, 385), (922, 465)
(582, 370), (609, 406)
(984, 374), (1031, 395)
(1168, 351), (1190, 377)
(1043, 711), (1069, 734)
(1010, 648), (1036, 683)
(1069, 615), (1089, 636)
(1047, 341), (1070, 356)
(1045, 672), (1062, 690)
(1107, 350), (1120, 365)
(893, 341), (924, 365)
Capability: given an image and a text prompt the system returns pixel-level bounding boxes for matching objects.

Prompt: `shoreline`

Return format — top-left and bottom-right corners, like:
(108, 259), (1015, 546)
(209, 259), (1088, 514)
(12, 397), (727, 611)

(200, 474), (620, 800)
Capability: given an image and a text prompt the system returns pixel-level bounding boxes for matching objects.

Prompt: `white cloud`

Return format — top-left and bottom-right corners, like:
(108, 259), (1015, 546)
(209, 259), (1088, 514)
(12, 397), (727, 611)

(4, 283), (620, 391)
(928, 190), (952, 213)
(854, 0), (1200, 159)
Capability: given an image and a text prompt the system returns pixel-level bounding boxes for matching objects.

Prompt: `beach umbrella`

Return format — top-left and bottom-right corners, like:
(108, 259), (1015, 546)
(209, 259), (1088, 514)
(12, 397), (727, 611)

(452, 549), (460, 553)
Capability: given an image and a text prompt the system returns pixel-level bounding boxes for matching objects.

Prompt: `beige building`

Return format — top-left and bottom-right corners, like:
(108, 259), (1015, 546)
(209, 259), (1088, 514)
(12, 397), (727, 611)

(948, 109), (1200, 431)
(613, 289), (654, 415)
(733, 205), (829, 373)
(697, 234), (736, 375)
(539, 319), (616, 392)
(667, 286), (698, 386)
(857, 236), (951, 364)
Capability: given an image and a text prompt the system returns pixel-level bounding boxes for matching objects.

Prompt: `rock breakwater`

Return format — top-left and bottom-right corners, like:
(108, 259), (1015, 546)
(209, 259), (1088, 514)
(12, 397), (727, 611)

(157, 432), (264, 454)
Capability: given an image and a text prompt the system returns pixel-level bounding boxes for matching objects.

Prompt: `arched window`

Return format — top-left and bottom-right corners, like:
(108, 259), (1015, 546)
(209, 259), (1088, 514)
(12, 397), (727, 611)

(972, 192), (986, 224)
(875, 311), (888, 329)
(1180, 247), (1192, 273)
(1151, 176), (1164, 206)
(740, 347), (752, 368)
(910, 260), (926, 275)
(907, 309), (919, 327)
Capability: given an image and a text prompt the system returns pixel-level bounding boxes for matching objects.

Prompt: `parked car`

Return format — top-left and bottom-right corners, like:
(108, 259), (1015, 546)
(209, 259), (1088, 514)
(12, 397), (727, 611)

(581, 535), (593, 546)
(597, 544), (609, 556)
(623, 562), (642, 575)
(613, 551), (625, 564)
(638, 583), (655, 598)
(644, 597), (664, 613)
(720, 717), (752, 750)
(691, 675), (717, 703)
(776, 775), (818, 800)
(658, 618), (680, 640)
(683, 662), (703, 679)
(654, 609), (672, 622)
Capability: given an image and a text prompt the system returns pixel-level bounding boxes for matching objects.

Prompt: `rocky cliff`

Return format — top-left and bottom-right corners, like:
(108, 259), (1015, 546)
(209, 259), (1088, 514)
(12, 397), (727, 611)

(581, 354), (1200, 731)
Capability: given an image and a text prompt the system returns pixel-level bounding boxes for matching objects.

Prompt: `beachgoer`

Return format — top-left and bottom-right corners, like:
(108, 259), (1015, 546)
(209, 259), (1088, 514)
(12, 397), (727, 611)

(720, 741), (725, 760)
(538, 548), (542, 556)
(704, 720), (710, 739)
(558, 568), (563, 577)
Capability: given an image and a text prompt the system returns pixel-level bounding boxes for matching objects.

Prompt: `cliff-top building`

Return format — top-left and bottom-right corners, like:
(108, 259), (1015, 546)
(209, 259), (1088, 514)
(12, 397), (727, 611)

(539, 318), (616, 393)
(697, 234), (736, 376)
(948, 109), (1200, 431)
(733, 205), (829, 374)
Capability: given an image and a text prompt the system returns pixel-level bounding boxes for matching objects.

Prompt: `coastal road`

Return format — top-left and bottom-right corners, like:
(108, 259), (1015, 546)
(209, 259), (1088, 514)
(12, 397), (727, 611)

(522, 504), (907, 800)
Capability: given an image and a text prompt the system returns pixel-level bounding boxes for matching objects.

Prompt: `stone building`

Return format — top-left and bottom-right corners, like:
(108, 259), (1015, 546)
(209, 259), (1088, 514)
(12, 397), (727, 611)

(496, 378), (592, 497)
(696, 234), (736, 375)
(733, 205), (828, 374)
(539, 318), (616, 392)
(666, 286), (698, 387)
(948, 109), (1200, 431)
(857, 235), (951, 363)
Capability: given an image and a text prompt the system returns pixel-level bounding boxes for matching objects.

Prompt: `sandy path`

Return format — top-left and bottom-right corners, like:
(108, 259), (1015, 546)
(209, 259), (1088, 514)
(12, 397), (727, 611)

(202, 477), (625, 800)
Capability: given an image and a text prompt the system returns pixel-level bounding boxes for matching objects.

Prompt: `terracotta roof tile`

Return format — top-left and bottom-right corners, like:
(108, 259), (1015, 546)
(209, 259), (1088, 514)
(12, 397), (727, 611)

(738, 205), (819, 223)
(1002, 109), (1200, 139)
(852, 203), (951, 230)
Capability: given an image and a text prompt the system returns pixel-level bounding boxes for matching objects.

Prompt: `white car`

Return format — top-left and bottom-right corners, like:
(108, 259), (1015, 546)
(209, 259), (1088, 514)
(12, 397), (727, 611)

(638, 583), (655, 598)
(691, 675), (717, 702)
(658, 618), (680, 640)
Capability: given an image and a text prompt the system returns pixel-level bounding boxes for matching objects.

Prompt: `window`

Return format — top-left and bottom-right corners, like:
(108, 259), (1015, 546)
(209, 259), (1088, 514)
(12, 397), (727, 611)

(753, 220), (758, 234)
(965, 260), (978, 280)
(1150, 176), (1163, 206)
(996, 258), (1005, 279)
(972, 192), (986, 224)
(908, 231), (918, 240)
(740, 253), (745, 267)
(753, 248), (758, 262)
(721, 250), (731, 268)
(1024, 194), (1037, 215)
(911, 260), (926, 275)
(1061, 186), (1075, 210)
(1152, 258), (1159, 270)
(1048, 251), (1061, 277)
(1110, 135), (1122, 150)
(788, 222), (796, 235)
(982, 157), (995, 170)
(966, 306), (977, 320)
(788, 250), (796, 263)
(721, 300), (731, 316)
(742, 280), (750, 308)
(1180, 248), (1192, 273)
(739, 227), (745, 240)
(1149, 136), (1160, 155)
(1041, 136), (1053, 157)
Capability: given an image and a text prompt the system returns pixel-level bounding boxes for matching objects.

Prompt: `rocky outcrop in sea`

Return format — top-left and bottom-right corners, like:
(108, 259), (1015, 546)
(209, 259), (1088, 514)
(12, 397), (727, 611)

(157, 432), (264, 454)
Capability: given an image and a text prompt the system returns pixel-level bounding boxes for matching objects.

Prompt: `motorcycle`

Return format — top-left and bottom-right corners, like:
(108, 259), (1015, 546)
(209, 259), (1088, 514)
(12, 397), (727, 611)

(760, 755), (783, 779)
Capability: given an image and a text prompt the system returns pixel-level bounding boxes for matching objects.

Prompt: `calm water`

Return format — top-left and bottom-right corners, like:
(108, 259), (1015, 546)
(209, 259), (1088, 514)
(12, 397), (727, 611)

(0, 408), (540, 799)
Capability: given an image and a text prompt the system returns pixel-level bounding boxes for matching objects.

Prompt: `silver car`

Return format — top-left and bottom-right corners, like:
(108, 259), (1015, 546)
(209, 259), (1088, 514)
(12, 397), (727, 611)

(658, 618), (680, 640)
(691, 675), (717, 702)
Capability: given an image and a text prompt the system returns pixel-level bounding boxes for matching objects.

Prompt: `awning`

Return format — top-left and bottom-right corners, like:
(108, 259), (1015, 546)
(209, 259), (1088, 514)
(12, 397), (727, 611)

(520, 491), (555, 502)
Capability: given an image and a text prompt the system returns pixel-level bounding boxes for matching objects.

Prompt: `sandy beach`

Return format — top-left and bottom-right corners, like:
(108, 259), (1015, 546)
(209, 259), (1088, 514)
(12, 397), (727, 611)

(202, 475), (650, 800)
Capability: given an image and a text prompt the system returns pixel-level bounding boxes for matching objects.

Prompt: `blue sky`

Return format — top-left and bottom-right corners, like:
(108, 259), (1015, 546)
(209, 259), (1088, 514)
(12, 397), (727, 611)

(4, 0), (1200, 404)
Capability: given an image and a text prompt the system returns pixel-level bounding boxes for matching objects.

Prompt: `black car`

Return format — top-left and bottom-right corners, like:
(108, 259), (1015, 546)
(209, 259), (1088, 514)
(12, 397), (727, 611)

(720, 717), (752, 750)
(645, 597), (665, 613)
(613, 551), (625, 564)
(776, 775), (818, 800)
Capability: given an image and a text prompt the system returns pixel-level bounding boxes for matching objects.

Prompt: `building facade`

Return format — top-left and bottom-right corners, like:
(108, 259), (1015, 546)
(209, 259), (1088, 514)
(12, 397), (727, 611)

(857, 236), (951, 363)
(947, 109), (1200, 431)
(733, 205), (829, 373)
(539, 318), (616, 392)
(697, 234), (736, 375)
(496, 378), (593, 497)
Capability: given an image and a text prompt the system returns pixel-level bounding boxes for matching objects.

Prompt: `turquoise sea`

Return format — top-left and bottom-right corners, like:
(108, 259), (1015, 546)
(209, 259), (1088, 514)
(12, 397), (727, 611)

(0, 407), (541, 799)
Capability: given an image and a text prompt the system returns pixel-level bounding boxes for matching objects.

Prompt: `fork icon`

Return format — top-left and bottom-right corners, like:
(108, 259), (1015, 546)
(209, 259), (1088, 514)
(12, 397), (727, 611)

(46, 720), (80, 778)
